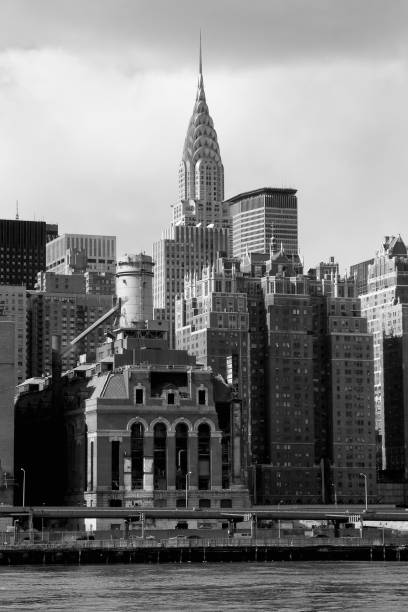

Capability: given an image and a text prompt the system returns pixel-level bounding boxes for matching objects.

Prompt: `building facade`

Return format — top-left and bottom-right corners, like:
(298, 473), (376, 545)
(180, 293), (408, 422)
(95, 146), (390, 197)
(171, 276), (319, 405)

(258, 253), (376, 504)
(0, 285), (27, 384)
(226, 187), (299, 260)
(27, 290), (114, 376)
(356, 236), (408, 473)
(175, 253), (268, 473)
(46, 233), (116, 275)
(0, 218), (58, 289)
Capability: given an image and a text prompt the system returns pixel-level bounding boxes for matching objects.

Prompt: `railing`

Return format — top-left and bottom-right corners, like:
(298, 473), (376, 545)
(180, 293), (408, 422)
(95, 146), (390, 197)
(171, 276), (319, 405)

(2, 533), (408, 550)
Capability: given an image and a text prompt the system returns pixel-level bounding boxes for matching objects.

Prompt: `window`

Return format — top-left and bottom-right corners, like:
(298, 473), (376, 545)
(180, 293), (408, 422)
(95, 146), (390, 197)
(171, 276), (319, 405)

(175, 423), (188, 490)
(198, 389), (206, 405)
(135, 388), (144, 404)
(131, 423), (144, 489)
(111, 441), (120, 491)
(167, 392), (175, 405)
(198, 423), (211, 490)
(220, 499), (232, 509)
(154, 423), (167, 490)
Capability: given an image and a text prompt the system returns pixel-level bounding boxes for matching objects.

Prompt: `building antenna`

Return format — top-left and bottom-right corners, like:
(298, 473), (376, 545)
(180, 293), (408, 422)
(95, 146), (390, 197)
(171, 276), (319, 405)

(15, 200), (19, 220)
(199, 29), (203, 76)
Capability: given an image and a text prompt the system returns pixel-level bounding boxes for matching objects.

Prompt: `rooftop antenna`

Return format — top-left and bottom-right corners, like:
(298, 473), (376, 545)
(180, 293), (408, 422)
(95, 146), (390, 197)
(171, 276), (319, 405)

(15, 200), (19, 220)
(199, 29), (202, 76)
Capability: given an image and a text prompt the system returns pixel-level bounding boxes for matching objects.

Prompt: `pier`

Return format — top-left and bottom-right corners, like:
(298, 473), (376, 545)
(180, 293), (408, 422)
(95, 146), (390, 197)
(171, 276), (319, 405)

(2, 535), (408, 565)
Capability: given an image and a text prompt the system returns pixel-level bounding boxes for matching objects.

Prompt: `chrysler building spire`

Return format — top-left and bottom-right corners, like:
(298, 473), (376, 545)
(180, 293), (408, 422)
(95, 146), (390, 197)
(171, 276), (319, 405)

(178, 36), (224, 207)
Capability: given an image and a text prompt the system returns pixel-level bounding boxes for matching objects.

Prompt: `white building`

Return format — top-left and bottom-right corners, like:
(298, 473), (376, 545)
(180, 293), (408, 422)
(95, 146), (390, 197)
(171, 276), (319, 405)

(46, 233), (116, 275)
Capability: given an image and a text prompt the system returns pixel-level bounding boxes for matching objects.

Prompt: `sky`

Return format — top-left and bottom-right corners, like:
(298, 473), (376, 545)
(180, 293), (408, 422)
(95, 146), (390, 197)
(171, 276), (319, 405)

(0, 0), (407, 270)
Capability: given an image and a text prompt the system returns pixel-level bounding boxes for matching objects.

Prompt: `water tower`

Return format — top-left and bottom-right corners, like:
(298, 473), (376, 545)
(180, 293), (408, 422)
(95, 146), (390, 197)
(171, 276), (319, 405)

(116, 253), (154, 329)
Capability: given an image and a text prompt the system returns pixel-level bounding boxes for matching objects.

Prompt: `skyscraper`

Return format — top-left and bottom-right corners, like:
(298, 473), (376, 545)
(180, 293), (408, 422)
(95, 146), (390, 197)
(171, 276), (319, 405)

(0, 218), (58, 289)
(226, 187), (299, 259)
(355, 235), (408, 475)
(153, 41), (229, 347)
(260, 257), (376, 504)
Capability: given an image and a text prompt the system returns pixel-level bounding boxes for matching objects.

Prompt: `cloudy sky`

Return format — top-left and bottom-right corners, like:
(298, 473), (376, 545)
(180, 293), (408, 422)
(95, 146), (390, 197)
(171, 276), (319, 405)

(0, 0), (407, 269)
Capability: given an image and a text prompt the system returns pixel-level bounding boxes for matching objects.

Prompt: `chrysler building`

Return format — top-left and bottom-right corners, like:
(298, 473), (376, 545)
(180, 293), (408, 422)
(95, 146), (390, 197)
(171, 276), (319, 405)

(153, 40), (229, 347)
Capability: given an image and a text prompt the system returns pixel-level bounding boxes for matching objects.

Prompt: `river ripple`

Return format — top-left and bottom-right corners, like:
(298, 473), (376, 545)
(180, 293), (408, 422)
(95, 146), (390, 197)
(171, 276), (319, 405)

(0, 562), (407, 611)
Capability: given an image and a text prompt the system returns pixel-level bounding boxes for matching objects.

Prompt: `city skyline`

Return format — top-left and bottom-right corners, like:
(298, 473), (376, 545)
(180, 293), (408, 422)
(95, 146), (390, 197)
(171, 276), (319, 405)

(0, 0), (407, 271)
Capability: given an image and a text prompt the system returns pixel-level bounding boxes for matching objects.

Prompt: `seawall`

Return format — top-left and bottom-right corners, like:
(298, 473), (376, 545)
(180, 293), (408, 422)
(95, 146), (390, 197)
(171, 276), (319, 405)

(1, 542), (407, 565)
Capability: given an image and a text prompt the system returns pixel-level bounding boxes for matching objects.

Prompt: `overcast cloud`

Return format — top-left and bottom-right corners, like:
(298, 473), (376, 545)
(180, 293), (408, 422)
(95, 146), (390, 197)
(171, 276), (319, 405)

(0, 0), (407, 269)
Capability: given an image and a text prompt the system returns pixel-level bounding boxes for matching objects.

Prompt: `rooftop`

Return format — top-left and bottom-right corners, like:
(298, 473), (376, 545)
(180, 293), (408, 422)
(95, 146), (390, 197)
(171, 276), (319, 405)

(225, 187), (297, 205)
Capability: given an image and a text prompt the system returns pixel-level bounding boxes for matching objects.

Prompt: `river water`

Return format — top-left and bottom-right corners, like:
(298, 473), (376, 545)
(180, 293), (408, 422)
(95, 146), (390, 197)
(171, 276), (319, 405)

(0, 562), (407, 611)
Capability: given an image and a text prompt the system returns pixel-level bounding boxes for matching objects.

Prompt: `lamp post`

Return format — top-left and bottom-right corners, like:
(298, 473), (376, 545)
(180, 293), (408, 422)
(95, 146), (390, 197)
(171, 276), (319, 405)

(185, 471), (192, 509)
(359, 472), (368, 512)
(331, 482), (338, 506)
(20, 468), (26, 508)
(277, 499), (283, 539)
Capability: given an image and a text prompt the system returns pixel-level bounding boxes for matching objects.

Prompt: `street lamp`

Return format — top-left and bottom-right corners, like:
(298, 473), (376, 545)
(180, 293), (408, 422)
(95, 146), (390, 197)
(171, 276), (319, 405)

(277, 499), (283, 539)
(20, 468), (26, 508)
(331, 482), (337, 506)
(359, 473), (368, 512)
(185, 471), (192, 508)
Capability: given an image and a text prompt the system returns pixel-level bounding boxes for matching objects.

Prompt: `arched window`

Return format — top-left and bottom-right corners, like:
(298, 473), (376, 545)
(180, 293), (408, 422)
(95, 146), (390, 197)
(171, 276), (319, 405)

(175, 423), (188, 490)
(198, 423), (211, 490)
(154, 423), (167, 490)
(131, 423), (144, 490)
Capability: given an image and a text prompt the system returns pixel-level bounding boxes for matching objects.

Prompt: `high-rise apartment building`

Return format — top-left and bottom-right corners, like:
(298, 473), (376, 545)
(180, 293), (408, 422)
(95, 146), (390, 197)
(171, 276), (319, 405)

(259, 254), (376, 504)
(153, 43), (229, 347)
(355, 235), (408, 474)
(0, 219), (58, 289)
(175, 253), (267, 469)
(46, 233), (116, 275)
(226, 187), (299, 259)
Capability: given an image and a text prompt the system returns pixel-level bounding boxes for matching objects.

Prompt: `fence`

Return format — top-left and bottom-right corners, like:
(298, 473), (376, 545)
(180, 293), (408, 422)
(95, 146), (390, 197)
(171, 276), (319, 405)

(2, 532), (408, 550)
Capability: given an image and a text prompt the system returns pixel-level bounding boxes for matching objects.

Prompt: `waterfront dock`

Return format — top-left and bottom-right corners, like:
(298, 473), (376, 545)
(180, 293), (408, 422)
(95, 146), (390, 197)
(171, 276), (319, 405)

(1, 536), (408, 565)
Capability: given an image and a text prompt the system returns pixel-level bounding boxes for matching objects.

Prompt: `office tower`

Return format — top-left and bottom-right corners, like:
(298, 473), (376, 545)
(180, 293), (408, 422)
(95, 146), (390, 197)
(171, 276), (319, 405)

(0, 320), (16, 505)
(0, 286), (27, 384)
(46, 233), (116, 275)
(259, 254), (376, 504)
(356, 235), (408, 475)
(226, 187), (299, 259)
(153, 43), (229, 347)
(0, 219), (58, 289)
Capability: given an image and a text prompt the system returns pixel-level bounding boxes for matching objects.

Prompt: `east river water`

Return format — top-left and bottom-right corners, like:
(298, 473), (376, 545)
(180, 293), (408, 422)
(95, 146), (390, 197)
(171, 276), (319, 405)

(1, 562), (408, 611)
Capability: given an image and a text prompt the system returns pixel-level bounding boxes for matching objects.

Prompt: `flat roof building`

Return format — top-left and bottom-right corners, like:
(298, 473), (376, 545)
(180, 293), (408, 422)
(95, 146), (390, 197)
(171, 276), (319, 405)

(226, 187), (299, 260)
(46, 233), (116, 275)
(0, 218), (58, 289)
